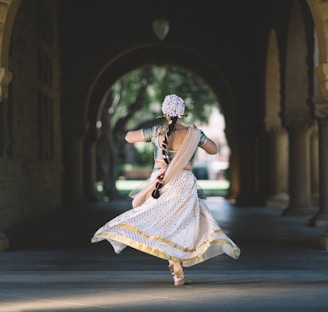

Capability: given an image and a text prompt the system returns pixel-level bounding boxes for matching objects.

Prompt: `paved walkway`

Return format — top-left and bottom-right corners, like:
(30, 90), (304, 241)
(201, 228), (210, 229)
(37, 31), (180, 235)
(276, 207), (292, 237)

(0, 197), (328, 312)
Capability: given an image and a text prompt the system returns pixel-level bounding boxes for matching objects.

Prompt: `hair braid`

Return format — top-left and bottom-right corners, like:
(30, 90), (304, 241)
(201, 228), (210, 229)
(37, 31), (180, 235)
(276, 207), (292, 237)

(151, 116), (178, 199)
(161, 116), (178, 165)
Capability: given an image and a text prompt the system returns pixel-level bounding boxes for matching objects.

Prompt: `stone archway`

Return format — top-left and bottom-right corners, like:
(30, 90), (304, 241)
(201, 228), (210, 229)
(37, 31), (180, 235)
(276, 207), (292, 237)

(84, 44), (236, 202)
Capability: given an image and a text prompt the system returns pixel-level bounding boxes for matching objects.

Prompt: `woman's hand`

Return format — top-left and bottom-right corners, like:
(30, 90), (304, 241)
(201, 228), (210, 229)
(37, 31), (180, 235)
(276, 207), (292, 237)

(125, 129), (143, 143)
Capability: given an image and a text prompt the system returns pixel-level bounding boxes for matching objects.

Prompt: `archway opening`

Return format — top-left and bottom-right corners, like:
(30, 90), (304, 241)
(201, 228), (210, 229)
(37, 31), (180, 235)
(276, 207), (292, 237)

(93, 65), (230, 202)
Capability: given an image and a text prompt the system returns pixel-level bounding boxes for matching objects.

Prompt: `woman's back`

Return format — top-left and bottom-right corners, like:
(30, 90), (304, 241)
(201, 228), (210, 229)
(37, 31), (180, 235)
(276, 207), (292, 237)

(159, 126), (188, 151)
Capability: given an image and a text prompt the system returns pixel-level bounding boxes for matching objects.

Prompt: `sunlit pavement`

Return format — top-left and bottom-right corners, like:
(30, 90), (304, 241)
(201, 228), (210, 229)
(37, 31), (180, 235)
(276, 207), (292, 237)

(0, 197), (328, 312)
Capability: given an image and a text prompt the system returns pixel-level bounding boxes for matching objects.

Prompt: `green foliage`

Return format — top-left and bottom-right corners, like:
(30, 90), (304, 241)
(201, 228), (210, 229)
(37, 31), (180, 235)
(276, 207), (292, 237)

(134, 142), (154, 166)
(110, 65), (218, 131)
(101, 65), (219, 177)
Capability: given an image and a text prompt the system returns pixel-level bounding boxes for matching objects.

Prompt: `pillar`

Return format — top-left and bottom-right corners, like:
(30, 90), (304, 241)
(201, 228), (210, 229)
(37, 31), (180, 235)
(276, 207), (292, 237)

(310, 124), (319, 206)
(63, 122), (89, 206)
(283, 118), (317, 216)
(225, 125), (239, 200)
(313, 64), (328, 248)
(264, 121), (289, 207)
(309, 99), (328, 226)
(0, 67), (12, 251)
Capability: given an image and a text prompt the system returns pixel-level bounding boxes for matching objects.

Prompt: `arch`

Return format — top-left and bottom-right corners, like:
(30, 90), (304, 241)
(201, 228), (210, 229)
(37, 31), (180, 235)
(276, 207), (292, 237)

(84, 44), (235, 200)
(86, 43), (234, 139)
(0, 0), (21, 66)
(307, 0), (328, 100)
(0, 0), (20, 100)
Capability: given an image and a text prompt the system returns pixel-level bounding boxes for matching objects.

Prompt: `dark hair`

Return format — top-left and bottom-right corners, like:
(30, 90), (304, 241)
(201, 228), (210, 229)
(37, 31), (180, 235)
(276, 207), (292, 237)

(161, 116), (178, 165)
(151, 116), (178, 199)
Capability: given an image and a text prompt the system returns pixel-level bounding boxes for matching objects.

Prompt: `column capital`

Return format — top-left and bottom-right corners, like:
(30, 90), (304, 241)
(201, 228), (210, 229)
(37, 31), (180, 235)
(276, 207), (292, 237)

(314, 63), (328, 102)
(264, 117), (283, 135)
(312, 94), (328, 119)
(0, 67), (12, 101)
(284, 115), (314, 131)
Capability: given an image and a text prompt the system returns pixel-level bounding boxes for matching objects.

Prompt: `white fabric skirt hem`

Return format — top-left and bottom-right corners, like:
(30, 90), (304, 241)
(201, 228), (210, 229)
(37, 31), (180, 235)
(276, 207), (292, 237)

(91, 170), (240, 267)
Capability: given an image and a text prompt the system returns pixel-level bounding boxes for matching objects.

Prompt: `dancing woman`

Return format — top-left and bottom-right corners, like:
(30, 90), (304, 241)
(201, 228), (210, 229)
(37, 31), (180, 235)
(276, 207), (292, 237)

(91, 94), (240, 286)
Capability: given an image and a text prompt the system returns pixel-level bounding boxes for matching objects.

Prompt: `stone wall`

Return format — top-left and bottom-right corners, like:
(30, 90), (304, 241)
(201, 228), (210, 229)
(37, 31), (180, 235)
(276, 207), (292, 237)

(0, 0), (62, 239)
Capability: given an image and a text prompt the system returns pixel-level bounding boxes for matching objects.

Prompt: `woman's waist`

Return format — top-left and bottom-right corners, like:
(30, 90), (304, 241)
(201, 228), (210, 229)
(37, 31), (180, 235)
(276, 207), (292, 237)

(154, 160), (192, 171)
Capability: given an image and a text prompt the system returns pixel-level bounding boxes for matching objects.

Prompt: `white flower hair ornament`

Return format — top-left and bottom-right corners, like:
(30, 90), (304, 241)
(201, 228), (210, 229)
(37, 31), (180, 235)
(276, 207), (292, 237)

(161, 94), (185, 118)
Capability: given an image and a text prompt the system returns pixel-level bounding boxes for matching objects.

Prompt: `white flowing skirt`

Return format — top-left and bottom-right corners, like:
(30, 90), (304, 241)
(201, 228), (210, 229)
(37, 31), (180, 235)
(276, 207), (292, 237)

(91, 170), (240, 267)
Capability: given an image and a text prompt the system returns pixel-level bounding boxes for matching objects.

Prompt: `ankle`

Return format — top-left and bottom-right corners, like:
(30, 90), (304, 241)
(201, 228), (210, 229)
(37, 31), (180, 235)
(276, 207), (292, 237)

(173, 262), (184, 279)
(168, 261), (174, 276)
(173, 273), (185, 282)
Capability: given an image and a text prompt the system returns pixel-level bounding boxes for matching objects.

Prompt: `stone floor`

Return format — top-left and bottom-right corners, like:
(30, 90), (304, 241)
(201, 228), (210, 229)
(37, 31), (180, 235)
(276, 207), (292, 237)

(0, 197), (328, 311)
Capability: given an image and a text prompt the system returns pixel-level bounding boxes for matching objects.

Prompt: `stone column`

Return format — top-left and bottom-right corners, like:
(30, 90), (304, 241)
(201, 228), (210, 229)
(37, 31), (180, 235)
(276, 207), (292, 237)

(69, 136), (85, 203)
(309, 99), (328, 226)
(225, 149), (239, 200)
(63, 122), (89, 206)
(283, 118), (317, 216)
(264, 120), (289, 206)
(224, 126), (239, 200)
(310, 125), (319, 206)
(314, 64), (328, 248)
(235, 120), (257, 206)
(0, 67), (12, 251)
(84, 127), (99, 202)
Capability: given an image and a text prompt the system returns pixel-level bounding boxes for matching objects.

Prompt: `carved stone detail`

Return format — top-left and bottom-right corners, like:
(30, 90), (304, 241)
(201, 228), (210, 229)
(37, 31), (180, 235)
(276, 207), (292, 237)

(264, 116), (282, 135)
(0, 67), (12, 101)
(315, 63), (328, 103)
(312, 94), (328, 119)
(284, 116), (314, 131)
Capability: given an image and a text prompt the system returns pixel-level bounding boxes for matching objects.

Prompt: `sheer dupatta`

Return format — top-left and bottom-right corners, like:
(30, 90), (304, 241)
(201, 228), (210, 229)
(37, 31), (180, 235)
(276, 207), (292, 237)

(162, 127), (200, 182)
(131, 127), (201, 208)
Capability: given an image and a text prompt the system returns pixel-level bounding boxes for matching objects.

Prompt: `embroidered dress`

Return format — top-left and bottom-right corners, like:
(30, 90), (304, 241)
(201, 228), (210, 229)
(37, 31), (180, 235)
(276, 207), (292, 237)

(91, 126), (240, 267)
